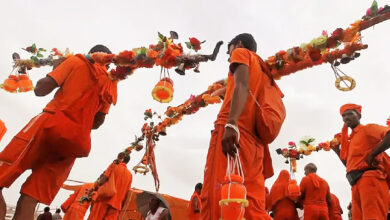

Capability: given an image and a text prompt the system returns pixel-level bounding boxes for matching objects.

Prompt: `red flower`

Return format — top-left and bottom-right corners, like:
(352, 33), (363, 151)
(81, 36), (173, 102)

(288, 141), (296, 146)
(331, 28), (344, 40)
(327, 36), (339, 48)
(309, 49), (322, 62)
(189, 38), (202, 51)
(289, 149), (299, 158)
(190, 37), (201, 45)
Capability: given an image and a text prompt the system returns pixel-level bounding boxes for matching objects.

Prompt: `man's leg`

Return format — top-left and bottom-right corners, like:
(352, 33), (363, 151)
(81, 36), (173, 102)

(0, 188), (5, 220)
(12, 193), (38, 220)
(200, 126), (226, 220)
(358, 174), (389, 220)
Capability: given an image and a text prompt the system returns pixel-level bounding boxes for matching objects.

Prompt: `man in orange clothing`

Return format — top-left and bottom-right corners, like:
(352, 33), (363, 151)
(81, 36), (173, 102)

(267, 170), (299, 220)
(61, 182), (95, 220)
(201, 33), (281, 219)
(332, 103), (390, 220)
(88, 154), (133, 220)
(188, 183), (202, 220)
(300, 163), (331, 220)
(329, 193), (342, 220)
(0, 45), (117, 220)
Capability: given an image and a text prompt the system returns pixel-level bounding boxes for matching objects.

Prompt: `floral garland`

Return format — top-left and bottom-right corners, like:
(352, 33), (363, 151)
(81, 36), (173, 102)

(266, 0), (390, 84)
(80, 80), (225, 202)
(2, 32), (223, 101)
(277, 115), (390, 172)
(276, 136), (338, 172)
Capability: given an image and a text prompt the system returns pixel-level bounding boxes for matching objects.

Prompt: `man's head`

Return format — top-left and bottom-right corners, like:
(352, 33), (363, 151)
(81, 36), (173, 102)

(227, 33), (257, 57)
(44, 207), (50, 212)
(340, 104), (362, 129)
(88, 44), (112, 54)
(304, 163), (317, 176)
(123, 154), (131, 164)
(195, 182), (203, 194)
(117, 152), (131, 164)
(55, 208), (61, 214)
(149, 197), (161, 212)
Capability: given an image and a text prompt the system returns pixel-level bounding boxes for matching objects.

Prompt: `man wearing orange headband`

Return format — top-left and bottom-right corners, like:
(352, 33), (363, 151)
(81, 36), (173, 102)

(332, 103), (390, 220)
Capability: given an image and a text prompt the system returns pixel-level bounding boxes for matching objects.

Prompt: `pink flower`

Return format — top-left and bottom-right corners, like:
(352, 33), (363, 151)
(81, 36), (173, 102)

(288, 141), (296, 146)
(366, 8), (372, 16)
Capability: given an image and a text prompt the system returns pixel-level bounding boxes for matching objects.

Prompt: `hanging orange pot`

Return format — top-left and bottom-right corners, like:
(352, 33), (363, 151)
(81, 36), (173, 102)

(0, 119), (6, 143)
(219, 174), (248, 220)
(1, 75), (19, 93)
(287, 179), (301, 201)
(18, 74), (34, 92)
(151, 77), (174, 103)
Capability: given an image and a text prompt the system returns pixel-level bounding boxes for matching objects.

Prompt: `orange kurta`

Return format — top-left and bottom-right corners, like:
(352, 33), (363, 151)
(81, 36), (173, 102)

(300, 173), (330, 220)
(188, 191), (201, 220)
(0, 55), (116, 204)
(88, 162), (132, 220)
(340, 123), (390, 220)
(268, 170), (298, 220)
(62, 183), (94, 220)
(201, 48), (274, 220)
(329, 193), (342, 220)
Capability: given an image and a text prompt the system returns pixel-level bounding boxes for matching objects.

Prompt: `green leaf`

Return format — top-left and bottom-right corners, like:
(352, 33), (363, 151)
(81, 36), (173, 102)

(31, 43), (37, 51)
(37, 53), (44, 58)
(30, 56), (39, 63)
(38, 48), (46, 52)
(158, 32), (167, 42)
(137, 47), (147, 55)
(185, 42), (192, 49)
(299, 140), (307, 145)
(371, 0), (378, 15)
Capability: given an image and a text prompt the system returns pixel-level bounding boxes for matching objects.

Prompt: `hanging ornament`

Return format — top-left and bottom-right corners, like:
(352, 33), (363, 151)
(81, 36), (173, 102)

(1, 75), (19, 93)
(219, 148), (248, 220)
(151, 77), (174, 103)
(17, 74), (34, 92)
(331, 62), (356, 91)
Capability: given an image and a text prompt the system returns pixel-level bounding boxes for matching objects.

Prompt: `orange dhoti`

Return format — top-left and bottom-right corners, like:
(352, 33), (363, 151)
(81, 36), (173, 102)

(63, 206), (89, 220)
(200, 125), (271, 220)
(304, 205), (329, 220)
(351, 171), (389, 220)
(273, 198), (299, 220)
(88, 202), (119, 220)
(0, 113), (75, 204)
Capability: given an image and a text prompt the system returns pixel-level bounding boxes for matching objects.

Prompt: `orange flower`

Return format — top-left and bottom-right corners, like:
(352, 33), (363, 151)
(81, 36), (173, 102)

(148, 50), (159, 59)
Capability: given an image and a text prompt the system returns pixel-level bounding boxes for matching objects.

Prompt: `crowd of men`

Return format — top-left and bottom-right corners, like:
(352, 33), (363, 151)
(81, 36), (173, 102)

(0, 33), (389, 220)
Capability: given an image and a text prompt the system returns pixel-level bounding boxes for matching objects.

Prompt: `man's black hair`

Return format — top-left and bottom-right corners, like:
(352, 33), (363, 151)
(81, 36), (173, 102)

(89, 44), (112, 54)
(228, 33), (257, 52)
(123, 154), (131, 164)
(195, 182), (203, 191)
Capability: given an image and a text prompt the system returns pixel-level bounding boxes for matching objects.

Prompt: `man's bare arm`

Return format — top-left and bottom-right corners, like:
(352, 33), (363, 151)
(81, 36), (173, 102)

(34, 76), (58, 96)
(366, 132), (390, 166)
(221, 64), (249, 156)
(227, 64), (249, 125)
(92, 112), (107, 130)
